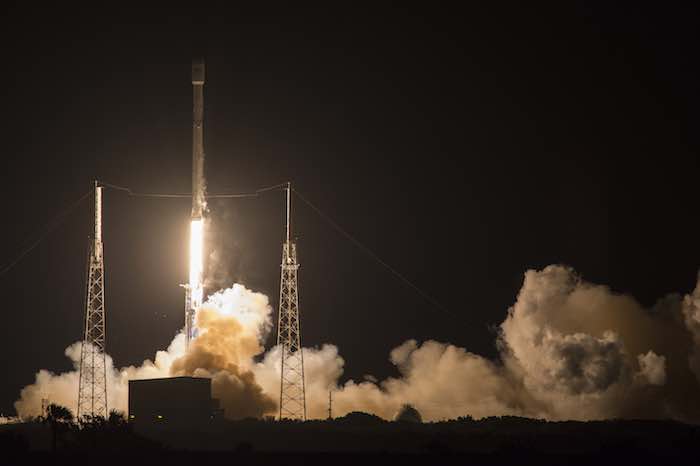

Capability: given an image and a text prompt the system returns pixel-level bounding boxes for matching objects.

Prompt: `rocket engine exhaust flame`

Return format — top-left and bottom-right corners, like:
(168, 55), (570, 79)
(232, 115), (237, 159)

(189, 218), (204, 311)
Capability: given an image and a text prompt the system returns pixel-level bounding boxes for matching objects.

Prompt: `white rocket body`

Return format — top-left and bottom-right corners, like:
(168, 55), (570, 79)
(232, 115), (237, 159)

(186, 59), (206, 347)
(191, 58), (205, 219)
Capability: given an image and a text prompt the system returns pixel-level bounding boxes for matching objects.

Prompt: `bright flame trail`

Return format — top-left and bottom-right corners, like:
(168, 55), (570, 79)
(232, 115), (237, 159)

(189, 218), (204, 308)
(184, 217), (204, 347)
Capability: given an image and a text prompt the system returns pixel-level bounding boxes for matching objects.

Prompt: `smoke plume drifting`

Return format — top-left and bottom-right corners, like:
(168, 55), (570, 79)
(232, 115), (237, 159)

(254, 265), (700, 422)
(15, 284), (275, 420)
(15, 265), (700, 423)
(170, 286), (276, 418)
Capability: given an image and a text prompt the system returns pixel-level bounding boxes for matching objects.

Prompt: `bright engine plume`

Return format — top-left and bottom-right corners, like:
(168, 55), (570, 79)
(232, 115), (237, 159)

(189, 218), (204, 310)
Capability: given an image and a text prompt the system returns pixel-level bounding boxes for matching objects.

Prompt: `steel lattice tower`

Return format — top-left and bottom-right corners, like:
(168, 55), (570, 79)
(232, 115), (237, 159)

(277, 182), (306, 420)
(78, 182), (107, 419)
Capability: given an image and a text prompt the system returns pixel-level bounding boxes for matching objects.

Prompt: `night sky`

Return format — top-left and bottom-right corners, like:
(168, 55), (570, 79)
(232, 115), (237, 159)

(1, 4), (699, 415)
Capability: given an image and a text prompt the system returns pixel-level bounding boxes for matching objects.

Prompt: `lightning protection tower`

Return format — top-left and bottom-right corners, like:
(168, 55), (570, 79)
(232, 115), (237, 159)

(78, 181), (108, 419)
(277, 182), (306, 420)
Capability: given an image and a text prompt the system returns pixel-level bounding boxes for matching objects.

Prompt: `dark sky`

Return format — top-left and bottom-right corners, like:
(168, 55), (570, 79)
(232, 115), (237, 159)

(1, 4), (699, 415)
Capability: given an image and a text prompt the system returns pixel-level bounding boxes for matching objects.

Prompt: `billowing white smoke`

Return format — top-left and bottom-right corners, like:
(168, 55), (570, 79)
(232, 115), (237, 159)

(15, 284), (275, 420)
(682, 274), (700, 382)
(169, 286), (276, 417)
(254, 265), (700, 422)
(637, 351), (666, 386)
(15, 265), (700, 423)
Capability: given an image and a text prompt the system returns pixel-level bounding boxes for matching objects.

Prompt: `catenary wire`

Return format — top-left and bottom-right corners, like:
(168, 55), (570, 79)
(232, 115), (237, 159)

(98, 181), (286, 199)
(1, 182), (285, 278)
(292, 188), (460, 320)
(0, 190), (93, 277)
(4, 181), (457, 323)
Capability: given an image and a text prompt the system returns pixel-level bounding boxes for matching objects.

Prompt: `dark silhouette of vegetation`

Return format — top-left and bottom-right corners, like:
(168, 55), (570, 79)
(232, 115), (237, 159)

(0, 405), (161, 457)
(336, 411), (385, 426)
(108, 409), (127, 427)
(42, 403), (73, 452)
(394, 404), (422, 423)
(1, 411), (699, 464)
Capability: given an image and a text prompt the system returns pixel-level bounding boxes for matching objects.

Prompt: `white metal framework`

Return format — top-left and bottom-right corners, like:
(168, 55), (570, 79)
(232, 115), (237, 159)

(78, 182), (108, 419)
(277, 182), (306, 420)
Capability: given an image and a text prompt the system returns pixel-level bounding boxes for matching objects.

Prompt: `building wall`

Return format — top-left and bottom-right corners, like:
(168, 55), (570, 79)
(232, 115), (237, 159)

(128, 377), (212, 427)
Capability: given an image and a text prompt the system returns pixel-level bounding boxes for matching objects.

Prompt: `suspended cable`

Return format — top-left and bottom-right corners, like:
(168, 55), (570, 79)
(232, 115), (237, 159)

(98, 181), (191, 198)
(98, 181), (286, 199)
(292, 188), (460, 320)
(208, 182), (288, 198)
(0, 189), (92, 277)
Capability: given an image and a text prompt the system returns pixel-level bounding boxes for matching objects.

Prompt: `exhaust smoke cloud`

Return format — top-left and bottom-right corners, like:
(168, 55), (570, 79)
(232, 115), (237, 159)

(15, 265), (700, 423)
(15, 284), (275, 420)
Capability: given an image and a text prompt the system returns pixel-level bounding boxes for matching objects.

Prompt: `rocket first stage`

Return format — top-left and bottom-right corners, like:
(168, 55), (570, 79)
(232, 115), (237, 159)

(185, 58), (206, 348)
(191, 58), (206, 219)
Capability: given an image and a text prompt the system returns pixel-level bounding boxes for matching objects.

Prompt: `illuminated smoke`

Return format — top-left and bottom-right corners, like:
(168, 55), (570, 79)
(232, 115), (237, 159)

(15, 266), (700, 423)
(637, 351), (666, 386)
(15, 284), (274, 420)
(254, 266), (700, 422)
(170, 286), (276, 418)
(682, 273), (700, 382)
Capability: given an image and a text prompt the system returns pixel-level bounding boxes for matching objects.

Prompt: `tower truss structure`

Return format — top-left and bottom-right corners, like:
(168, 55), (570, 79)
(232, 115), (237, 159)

(78, 181), (108, 419)
(277, 182), (306, 420)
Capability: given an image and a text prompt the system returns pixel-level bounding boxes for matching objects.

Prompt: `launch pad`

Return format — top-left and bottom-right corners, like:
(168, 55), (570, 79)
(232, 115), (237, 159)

(75, 59), (308, 422)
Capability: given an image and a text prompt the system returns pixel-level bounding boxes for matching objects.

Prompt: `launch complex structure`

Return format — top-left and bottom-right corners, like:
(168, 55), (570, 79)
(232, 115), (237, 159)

(76, 59), (307, 421)
(77, 182), (107, 420)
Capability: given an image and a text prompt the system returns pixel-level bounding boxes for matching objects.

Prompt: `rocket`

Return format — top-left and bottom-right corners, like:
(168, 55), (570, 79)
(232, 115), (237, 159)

(185, 58), (206, 348)
(191, 58), (206, 219)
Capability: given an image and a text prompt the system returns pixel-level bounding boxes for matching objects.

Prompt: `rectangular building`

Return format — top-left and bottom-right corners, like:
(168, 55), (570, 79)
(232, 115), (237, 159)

(128, 376), (213, 427)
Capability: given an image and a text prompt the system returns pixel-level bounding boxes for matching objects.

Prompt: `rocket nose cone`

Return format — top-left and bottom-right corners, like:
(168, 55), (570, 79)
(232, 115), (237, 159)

(192, 58), (205, 84)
